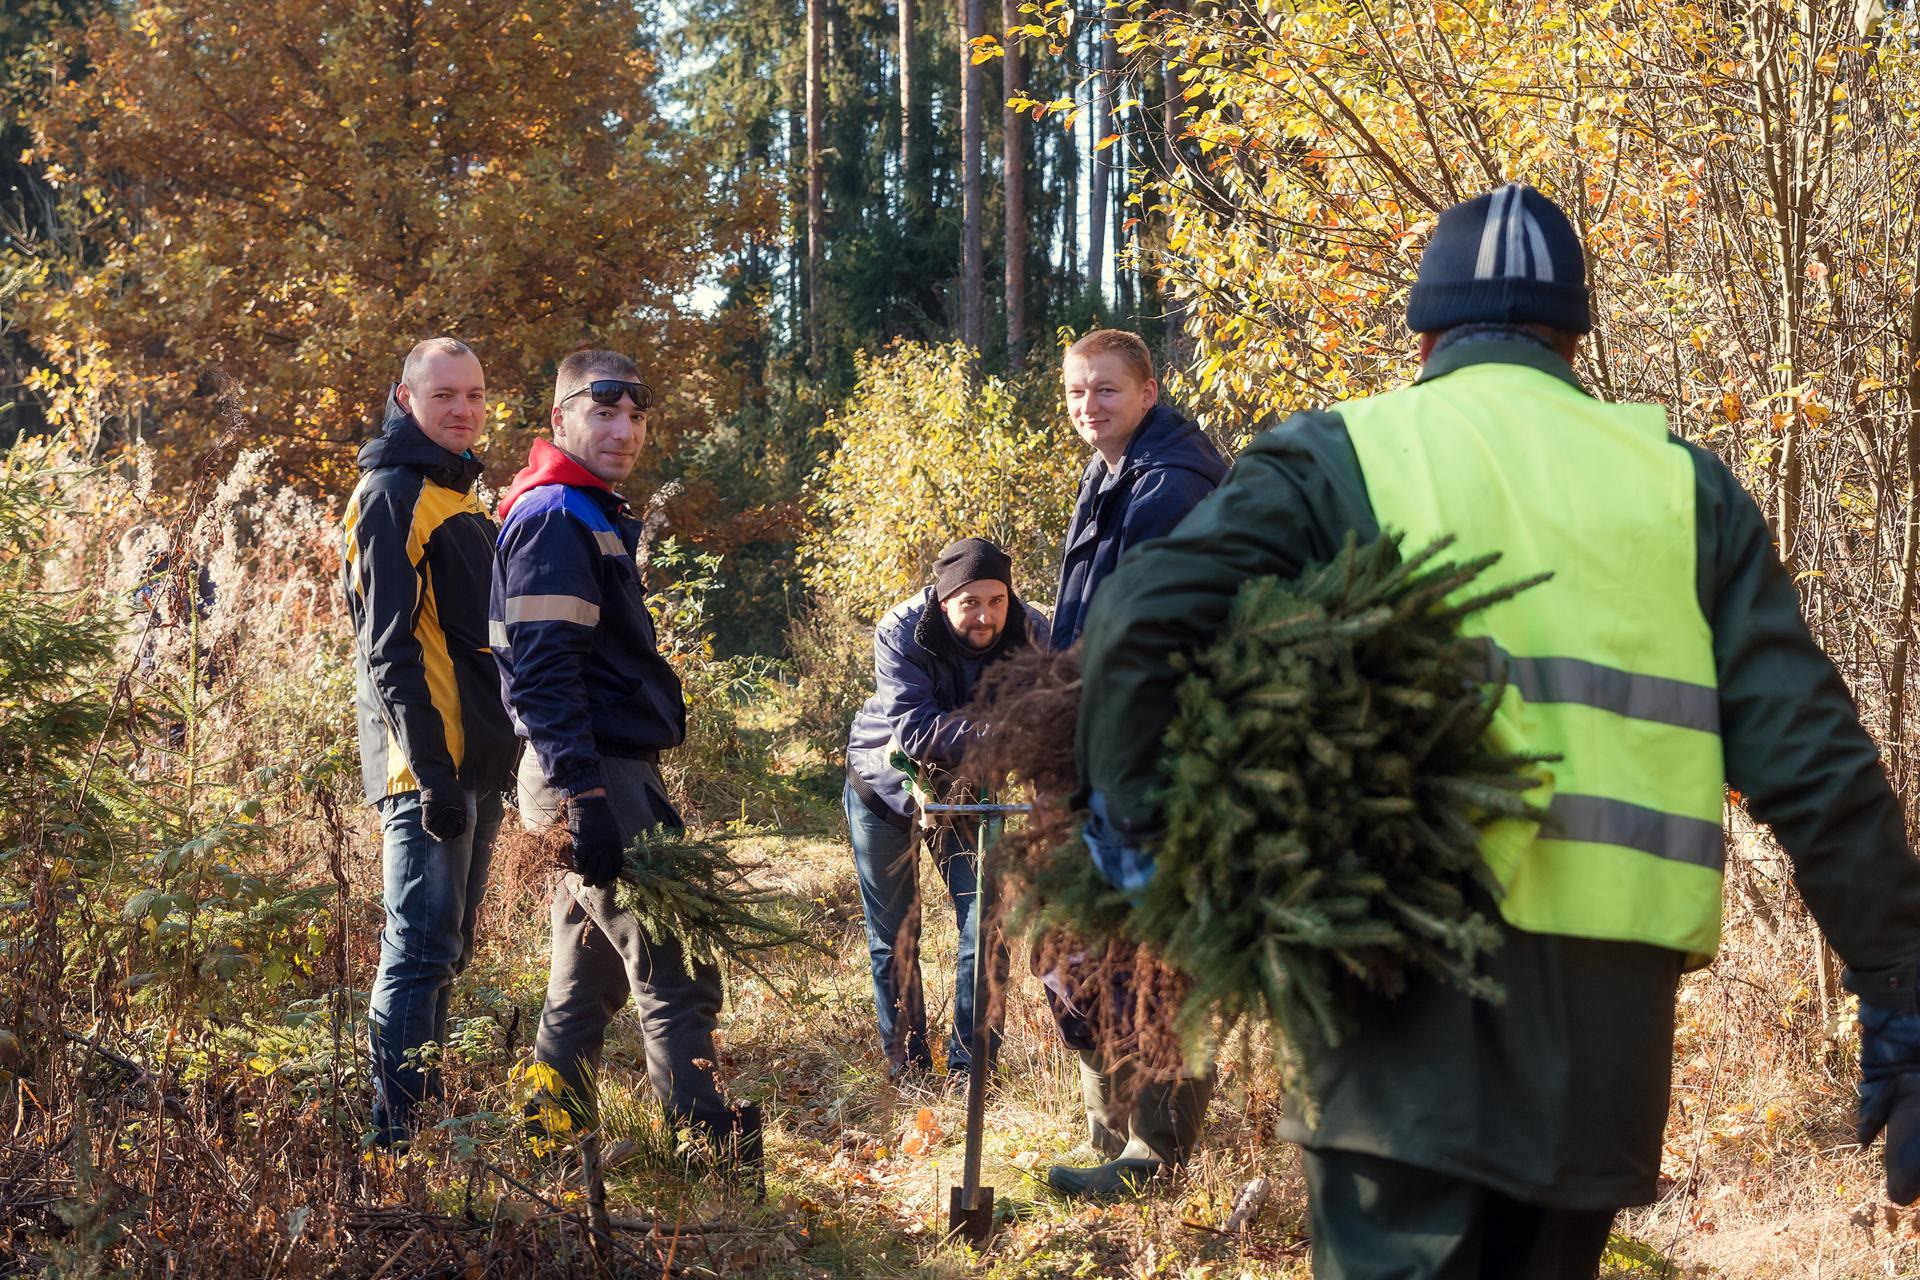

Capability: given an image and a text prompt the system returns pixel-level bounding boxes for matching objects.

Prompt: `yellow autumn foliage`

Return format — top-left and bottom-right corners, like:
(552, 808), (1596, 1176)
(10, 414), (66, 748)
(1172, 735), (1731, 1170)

(801, 340), (1084, 622)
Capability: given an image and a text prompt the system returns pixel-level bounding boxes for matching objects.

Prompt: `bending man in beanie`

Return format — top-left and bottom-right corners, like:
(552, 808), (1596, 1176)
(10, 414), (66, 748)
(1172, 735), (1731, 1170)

(845, 538), (1049, 1083)
(491, 350), (752, 1159)
(1073, 183), (1920, 1275)
(1043, 328), (1227, 1199)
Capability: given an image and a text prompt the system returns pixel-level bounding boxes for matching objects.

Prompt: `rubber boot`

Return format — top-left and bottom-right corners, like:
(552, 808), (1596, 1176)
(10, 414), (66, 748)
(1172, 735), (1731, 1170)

(1078, 1053), (1130, 1159)
(1046, 1072), (1213, 1198)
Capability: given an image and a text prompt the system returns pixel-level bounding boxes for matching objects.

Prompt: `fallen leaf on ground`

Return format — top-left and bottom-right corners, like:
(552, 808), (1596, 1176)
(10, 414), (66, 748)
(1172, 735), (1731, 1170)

(902, 1106), (942, 1157)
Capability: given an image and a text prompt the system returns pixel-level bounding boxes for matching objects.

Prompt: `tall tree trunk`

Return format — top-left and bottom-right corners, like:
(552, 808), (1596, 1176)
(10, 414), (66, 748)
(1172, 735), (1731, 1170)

(1001, 0), (1026, 369)
(806, 0), (826, 374)
(1062, 95), (1079, 294)
(1158, 0), (1193, 372)
(1086, 17), (1109, 307)
(787, 72), (807, 347)
(899, 0), (914, 201)
(1107, 30), (1133, 320)
(1159, 0), (1184, 153)
(960, 0), (985, 351)
(1113, 28), (1121, 320)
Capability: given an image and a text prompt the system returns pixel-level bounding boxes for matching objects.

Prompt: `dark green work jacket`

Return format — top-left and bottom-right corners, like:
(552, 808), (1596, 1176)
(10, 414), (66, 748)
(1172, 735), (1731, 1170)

(1075, 338), (1920, 1209)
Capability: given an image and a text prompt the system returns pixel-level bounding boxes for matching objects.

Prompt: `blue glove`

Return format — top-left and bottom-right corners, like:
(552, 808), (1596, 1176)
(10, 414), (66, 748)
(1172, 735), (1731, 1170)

(1856, 1000), (1920, 1205)
(1083, 790), (1156, 893)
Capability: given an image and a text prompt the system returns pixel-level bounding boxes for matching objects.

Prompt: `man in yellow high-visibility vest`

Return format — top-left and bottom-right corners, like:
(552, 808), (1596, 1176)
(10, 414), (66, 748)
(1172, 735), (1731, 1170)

(1073, 183), (1920, 1277)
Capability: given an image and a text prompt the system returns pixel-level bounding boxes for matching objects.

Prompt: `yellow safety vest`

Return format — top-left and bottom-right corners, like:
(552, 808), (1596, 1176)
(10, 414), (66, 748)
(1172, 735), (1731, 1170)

(1343, 358), (1727, 962)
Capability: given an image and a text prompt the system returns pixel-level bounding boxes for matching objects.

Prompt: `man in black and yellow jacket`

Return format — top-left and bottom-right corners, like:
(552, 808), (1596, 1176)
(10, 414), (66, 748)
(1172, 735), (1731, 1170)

(343, 338), (517, 1147)
(1073, 186), (1920, 1276)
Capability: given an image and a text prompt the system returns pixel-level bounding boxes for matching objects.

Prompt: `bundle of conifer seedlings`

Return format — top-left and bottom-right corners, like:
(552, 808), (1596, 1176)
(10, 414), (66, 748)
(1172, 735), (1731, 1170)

(969, 533), (1552, 1073)
(607, 827), (823, 975)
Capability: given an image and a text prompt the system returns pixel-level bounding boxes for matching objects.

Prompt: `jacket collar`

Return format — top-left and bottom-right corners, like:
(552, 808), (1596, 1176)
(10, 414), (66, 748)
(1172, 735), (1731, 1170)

(500, 437), (622, 519)
(355, 392), (483, 493)
(1414, 335), (1589, 396)
(912, 586), (1034, 668)
(1079, 401), (1224, 491)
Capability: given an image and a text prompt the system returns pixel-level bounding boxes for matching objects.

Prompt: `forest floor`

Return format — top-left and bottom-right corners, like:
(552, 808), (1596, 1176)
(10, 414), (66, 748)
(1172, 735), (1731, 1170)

(359, 696), (1920, 1279)
(20, 687), (1901, 1276)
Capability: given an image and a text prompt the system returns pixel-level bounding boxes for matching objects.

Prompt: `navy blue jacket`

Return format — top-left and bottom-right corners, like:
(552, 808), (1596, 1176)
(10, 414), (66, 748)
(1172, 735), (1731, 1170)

(1050, 402), (1228, 649)
(490, 439), (686, 797)
(847, 588), (1051, 824)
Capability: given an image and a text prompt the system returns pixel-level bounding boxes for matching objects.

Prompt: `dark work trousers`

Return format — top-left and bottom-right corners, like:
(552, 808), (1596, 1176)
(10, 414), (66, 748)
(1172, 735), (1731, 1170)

(517, 750), (731, 1137)
(1304, 1148), (1616, 1280)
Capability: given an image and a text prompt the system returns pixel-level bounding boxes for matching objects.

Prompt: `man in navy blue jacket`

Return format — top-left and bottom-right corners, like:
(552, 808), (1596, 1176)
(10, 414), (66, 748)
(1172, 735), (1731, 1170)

(491, 349), (742, 1152)
(845, 539), (1050, 1083)
(1043, 330), (1227, 1197)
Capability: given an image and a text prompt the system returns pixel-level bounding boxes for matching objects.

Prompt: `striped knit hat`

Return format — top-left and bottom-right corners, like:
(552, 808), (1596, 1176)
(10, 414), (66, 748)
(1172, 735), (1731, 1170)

(1406, 183), (1591, 334)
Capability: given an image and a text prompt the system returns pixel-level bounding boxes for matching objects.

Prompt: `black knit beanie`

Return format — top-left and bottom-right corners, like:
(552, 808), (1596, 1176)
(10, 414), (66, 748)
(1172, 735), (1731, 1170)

(1407, 183), (1591, 334)
(931, 537), (1013, 601)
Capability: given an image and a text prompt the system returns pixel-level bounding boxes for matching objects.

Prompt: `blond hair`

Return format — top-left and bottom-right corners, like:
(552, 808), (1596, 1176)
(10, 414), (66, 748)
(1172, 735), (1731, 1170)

(1066, 329), (1154, 384)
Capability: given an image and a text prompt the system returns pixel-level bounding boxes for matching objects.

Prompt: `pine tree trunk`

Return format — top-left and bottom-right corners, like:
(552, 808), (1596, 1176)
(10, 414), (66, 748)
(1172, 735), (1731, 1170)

(806, 0), (826, 374)
(1157, 0), (1190, 372)
(1086, 18), (1109, 308)
(1160, 0), (1183, 149)
(960, 0), (986, 352)
(1001, 0), (1026, 369)
(787, 67), (808, 344)
(1113, 88), (1121, 322)
(1062, 97), (1079, 294)
(899, 0), (915, 201)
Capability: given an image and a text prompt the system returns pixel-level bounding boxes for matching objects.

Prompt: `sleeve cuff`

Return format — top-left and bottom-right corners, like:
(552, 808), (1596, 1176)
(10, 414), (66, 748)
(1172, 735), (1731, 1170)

(554, 761), (606, 798)
(1845, 959), (1920, 1013)
(1079, 785), (1164, 839)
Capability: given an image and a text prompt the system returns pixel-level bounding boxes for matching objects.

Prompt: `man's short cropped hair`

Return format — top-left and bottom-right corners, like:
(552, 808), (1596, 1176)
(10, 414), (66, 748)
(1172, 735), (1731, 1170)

(1067, 329), (1154, 384)
(554, 348), (644, 406)
(401, 337), (477, 391)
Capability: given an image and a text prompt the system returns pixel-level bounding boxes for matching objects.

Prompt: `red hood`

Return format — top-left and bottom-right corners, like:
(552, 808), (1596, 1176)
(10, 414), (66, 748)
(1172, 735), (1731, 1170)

(500, 438), (615, 518)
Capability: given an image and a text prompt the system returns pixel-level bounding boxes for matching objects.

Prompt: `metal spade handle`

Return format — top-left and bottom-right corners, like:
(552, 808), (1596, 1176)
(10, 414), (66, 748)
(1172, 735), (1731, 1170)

(921, 799), (1031, 1246)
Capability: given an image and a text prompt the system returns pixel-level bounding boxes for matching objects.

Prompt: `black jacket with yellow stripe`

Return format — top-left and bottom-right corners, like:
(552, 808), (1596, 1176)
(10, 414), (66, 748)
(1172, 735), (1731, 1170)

(342, 402), (517, 805)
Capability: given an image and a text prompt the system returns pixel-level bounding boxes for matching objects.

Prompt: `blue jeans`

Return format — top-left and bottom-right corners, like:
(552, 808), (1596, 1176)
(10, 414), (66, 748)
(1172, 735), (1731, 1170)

(843, 779), (1005, 1075)
(367, 787), (504, 1145)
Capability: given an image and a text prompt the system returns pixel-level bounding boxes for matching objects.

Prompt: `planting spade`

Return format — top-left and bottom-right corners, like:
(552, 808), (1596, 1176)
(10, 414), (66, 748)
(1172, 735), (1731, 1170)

(917, 795), (1030, 1248)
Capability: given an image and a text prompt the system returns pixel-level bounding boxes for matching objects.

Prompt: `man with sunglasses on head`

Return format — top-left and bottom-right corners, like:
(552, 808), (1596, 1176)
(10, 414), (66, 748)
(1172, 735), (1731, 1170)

(491, 349), (754, 1164)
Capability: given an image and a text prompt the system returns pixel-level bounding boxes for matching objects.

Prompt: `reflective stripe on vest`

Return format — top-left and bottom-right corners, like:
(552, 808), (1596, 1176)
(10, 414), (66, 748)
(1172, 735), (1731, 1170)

(1341, 360), (1727, 962)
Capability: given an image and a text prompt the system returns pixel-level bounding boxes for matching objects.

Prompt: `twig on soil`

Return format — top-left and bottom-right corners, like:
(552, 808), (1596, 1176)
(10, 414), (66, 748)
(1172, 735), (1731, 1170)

(605, 1216), (794, 1235)
(480, 1157), (657, 1268)
(365, 1226), (427, 1280)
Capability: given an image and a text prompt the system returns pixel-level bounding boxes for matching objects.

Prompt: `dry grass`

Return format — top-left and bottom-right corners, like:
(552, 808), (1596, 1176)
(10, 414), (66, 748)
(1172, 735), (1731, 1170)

(8, 694), (1914, 1277)
(1609, 823), (1920, 1279)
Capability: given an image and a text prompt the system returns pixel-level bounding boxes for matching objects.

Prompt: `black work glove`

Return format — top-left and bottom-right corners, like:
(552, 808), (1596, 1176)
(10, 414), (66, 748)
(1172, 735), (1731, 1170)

(566, 793), (625, 888)
(418, 782), (468, 844)
(1857, 1001), (1920, 1204)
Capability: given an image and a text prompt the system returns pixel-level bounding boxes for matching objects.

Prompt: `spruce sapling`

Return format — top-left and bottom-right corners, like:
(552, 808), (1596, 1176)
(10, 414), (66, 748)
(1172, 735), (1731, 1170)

(979, 532), (1553, 1073)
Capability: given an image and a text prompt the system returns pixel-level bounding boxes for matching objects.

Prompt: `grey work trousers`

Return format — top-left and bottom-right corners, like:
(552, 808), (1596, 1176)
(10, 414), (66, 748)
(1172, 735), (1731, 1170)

(518, 751), (731, 1137)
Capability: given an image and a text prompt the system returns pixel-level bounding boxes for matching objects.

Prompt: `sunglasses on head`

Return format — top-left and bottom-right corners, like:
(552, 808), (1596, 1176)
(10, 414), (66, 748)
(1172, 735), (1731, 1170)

(560, 378), (652, 411)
